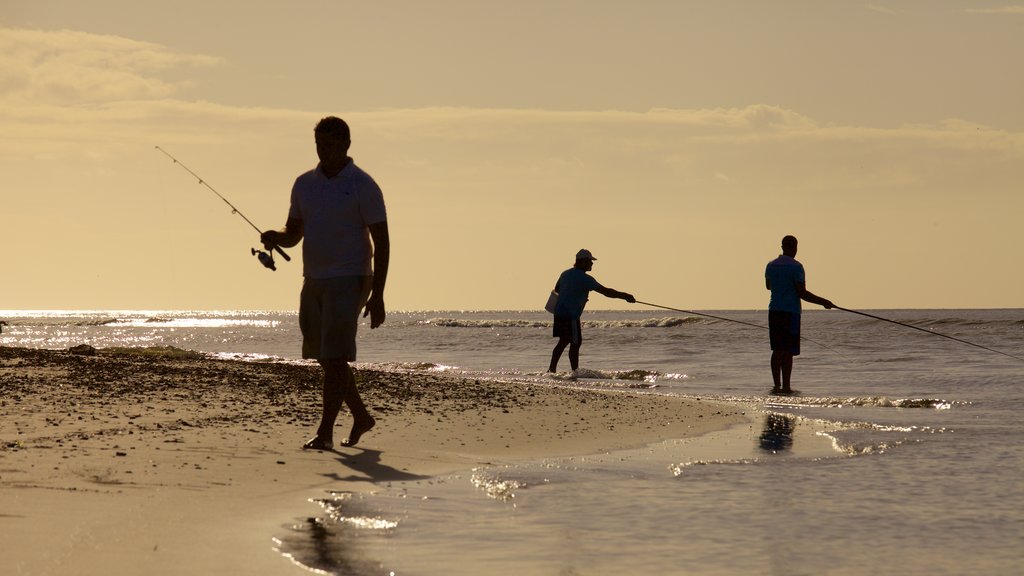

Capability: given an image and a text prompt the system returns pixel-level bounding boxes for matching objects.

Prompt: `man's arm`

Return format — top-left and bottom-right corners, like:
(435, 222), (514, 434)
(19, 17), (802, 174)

(797, 281), (834, 309)
(364, 221), (390, 328)
(595, 285), (636, 304)
(261, 217), (304, 249)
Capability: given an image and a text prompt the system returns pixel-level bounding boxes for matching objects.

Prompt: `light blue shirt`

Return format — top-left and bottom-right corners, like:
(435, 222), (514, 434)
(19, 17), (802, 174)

(765, 255), (805, 314)
(553, 268), (603, 319)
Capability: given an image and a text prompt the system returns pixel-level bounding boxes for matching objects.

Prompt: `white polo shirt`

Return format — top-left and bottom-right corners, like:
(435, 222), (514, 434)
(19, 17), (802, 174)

(289, 160), (387, 279)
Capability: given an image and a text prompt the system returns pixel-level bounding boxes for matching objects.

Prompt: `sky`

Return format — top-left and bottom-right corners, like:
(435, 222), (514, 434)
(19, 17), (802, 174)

(2, 1), (1022, 311)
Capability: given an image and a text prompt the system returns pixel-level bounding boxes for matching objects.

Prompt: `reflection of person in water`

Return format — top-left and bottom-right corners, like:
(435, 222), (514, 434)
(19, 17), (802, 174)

(759, 413), (796, 453)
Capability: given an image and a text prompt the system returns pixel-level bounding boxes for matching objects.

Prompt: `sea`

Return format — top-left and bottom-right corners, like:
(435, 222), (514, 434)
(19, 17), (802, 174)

(2, 308), (1022, 575)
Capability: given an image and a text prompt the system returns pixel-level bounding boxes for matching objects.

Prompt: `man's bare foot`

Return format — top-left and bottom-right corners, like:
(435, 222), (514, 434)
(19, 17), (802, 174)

(341, 416), (376, 447)
(302, 436), (334, 451)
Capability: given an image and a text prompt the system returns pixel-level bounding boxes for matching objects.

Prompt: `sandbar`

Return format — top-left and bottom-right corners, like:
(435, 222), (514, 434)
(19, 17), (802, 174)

(0, 346), (745, 575)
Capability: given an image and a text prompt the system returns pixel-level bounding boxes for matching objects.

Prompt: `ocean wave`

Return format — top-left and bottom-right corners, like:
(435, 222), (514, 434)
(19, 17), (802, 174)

(548, 368), (660, 387)
(830, 437), (913, 456)
(763, 396), (958, 410)
(75, 318), (122, 326)
(424, 318), (550, 328)
(590, 317), (706, 328)
(371, 361), (464, 373)
(119, 318), (280, 328)
(422, 316), (703, 329)
(368, 363), (664, 388)
(843, 314), (1024, 330)
(669, 458), (757, 476)
(309, 492), (400, 530)
(2, 317), (125, 327)
(208, 351), (286, 363)
(471, 470), (527, 502)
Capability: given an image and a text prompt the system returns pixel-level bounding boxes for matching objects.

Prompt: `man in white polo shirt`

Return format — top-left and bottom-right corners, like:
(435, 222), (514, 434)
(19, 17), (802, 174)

(262, 116), (389, 450)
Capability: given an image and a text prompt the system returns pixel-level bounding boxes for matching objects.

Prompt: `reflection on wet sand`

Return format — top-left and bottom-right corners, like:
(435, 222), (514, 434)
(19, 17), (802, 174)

(759, 413), (795, 453)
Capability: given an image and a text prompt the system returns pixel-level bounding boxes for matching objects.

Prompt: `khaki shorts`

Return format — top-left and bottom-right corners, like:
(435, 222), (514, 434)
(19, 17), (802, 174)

(299, 275), (372, 361)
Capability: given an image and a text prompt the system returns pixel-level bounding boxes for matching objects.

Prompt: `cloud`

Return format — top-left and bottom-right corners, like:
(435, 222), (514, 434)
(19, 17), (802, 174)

(0, 27), (223, 105)
(964, 6), (1024, 14)
(2, 24), (1018, 172)
(864, 4), (903, 16)
(1, 23), (1020, 216)
(343, 106), (1022, 179)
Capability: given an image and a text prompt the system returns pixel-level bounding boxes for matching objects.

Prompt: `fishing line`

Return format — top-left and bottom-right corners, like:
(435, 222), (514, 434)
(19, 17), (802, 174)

(635, 301), (839, 353)
(835, 307), (1024, 362)
(155, 146), (290, 271)
(636, 301), (766, 330)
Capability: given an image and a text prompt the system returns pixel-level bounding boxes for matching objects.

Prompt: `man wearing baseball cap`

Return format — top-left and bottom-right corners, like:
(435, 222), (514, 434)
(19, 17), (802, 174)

(548, 249), (635, 373)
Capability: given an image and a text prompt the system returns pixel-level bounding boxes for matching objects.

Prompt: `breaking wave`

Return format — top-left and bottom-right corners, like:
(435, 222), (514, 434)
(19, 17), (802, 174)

(763, 395), (959, 410)
(423, 316), (705, 329)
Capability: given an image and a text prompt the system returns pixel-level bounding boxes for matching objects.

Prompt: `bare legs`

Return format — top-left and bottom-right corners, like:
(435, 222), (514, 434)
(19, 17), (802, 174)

(549, 338), (581, 373)
(308, 359), (375, 449)
(771, 350), (793, 393)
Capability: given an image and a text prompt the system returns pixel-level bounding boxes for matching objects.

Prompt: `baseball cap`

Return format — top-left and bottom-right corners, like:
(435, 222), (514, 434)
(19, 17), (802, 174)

(575, 249), (597, 261)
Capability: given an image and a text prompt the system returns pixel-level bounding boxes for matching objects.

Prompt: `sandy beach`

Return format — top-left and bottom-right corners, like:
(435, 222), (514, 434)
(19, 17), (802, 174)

(1, 346), (745, 575)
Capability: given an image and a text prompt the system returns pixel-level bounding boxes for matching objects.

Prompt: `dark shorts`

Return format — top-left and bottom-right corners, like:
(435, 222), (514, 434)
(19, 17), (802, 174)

(768, 310), (800, 356)
(299, 275), (372, 361)
(552, 315), (582, 345)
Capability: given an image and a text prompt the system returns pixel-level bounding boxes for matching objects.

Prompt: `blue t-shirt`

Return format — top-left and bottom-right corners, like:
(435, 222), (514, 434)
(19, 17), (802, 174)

(553, 268), (603, 319)
(765, 255), (805, 314)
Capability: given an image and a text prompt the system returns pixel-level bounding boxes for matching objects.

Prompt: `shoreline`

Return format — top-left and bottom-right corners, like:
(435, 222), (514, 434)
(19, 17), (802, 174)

(1, 345), (747, 575)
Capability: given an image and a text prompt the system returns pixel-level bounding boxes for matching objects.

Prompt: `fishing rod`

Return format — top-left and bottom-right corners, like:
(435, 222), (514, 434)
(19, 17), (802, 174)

(635, 301), (839, 353)
(636, 301), (766, 330)
(155, 146), (290, 271)
(835, 307), (1024, 362)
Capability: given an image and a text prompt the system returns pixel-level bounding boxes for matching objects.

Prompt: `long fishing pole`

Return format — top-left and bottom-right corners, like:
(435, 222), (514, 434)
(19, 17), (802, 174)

(636, 301), (766, 330)
(635, 301), (839, 353)
(155, 146), (290, 270)
(835, 307), (1024, 362)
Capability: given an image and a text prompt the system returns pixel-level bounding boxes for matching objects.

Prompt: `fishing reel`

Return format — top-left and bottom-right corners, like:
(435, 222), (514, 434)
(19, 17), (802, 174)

(251, 248), (277, 271)
(252, 242), (291, 272)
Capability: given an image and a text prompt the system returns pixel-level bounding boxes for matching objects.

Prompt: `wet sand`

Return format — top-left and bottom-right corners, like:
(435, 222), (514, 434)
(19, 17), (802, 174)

(0, 346), (746, 575)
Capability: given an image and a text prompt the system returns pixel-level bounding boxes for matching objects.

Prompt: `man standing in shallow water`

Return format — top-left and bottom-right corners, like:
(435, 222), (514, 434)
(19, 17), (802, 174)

(262, 116), (389, 450)
(548, 249), (635, 373)
(765, 235), (834, 394)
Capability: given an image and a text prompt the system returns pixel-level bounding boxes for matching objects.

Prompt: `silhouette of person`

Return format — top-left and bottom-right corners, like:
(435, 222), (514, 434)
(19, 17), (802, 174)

(765, 235), (833, 394)
(262, 116), (390, 450)
(548, 249), (635, 373)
